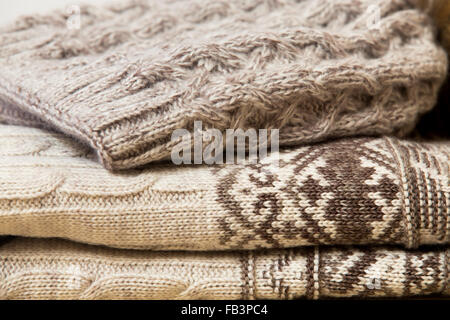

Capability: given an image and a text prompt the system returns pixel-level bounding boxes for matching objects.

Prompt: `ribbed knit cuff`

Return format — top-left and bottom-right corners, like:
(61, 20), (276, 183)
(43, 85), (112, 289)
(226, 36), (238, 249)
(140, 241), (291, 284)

(0, 98), (53, 130)
(386, 137), (450, 248)
(0, 0), (447, 170)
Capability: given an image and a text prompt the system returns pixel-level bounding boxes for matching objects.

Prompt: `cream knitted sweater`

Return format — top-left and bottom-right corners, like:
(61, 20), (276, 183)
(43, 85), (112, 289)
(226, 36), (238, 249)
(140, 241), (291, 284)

(0, 0), (447, 169)
(0, 237), (447, 300)
(0, 125), (448, 251)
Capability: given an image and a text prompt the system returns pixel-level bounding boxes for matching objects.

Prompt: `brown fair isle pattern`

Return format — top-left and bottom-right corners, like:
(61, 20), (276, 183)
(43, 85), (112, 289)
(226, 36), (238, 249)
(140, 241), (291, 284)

(0, 125), (448, 251)
(0, 0), (447, 170)
(0, 238), (448, 299)
(216, 137), (449, 249)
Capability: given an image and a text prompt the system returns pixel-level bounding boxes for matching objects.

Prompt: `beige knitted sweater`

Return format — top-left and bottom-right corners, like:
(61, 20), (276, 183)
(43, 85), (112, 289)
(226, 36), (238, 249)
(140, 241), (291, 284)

(0, 125), (448, 251)
(0, 0), (447, 169)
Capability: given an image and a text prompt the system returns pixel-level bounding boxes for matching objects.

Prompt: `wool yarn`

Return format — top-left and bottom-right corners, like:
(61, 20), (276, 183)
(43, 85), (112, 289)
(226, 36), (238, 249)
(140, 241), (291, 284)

(0, 0), (447, 169)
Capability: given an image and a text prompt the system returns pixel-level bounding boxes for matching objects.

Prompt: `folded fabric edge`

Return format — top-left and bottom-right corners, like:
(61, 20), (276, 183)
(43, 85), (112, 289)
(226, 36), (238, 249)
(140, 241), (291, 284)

(0, 85), (109, 167)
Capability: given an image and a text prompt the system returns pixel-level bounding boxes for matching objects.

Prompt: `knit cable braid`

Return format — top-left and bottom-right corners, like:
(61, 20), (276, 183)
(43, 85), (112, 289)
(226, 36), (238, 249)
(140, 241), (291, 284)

(0, 0), (447, 170)
(0, 125), (448, 251)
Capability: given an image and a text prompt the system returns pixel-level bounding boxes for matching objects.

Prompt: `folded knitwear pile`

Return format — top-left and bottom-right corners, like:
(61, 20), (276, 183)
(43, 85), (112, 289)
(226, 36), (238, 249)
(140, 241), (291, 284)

(0, 0), (448, 299)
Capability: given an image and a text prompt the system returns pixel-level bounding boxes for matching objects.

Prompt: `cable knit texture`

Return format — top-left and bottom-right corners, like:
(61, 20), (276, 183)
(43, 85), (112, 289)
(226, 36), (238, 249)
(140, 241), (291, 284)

(0, 238), (448, 300)
(0, 0), (447, 169)
(0, 124), (448, 251)
(0, 0), (449, 301)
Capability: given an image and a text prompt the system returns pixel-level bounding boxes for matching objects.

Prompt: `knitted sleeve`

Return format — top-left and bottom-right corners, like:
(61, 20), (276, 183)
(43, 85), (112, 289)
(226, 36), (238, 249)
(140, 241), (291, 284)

(0, 0), (447, 170)
(0, 124), (448, 251)
(0, 237), (448, 299)
(0, 98), (55, 130)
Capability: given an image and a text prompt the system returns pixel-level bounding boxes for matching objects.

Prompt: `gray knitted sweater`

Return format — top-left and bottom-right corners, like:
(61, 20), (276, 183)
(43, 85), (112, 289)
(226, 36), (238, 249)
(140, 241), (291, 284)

(0, 0), (447, 169)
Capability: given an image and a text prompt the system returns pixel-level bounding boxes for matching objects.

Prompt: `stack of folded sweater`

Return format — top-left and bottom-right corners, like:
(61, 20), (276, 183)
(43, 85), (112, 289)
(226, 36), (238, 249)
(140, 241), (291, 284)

(0, 0), (448, 299)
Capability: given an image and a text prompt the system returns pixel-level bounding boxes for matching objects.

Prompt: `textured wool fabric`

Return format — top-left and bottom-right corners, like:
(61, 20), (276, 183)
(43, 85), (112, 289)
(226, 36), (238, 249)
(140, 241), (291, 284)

(0, 124), (448, 251)
(0, 237), (448, 300)
(0, 0), (447, 170)
(0, 98), (54, 130)
(0, 0), (449, 301)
